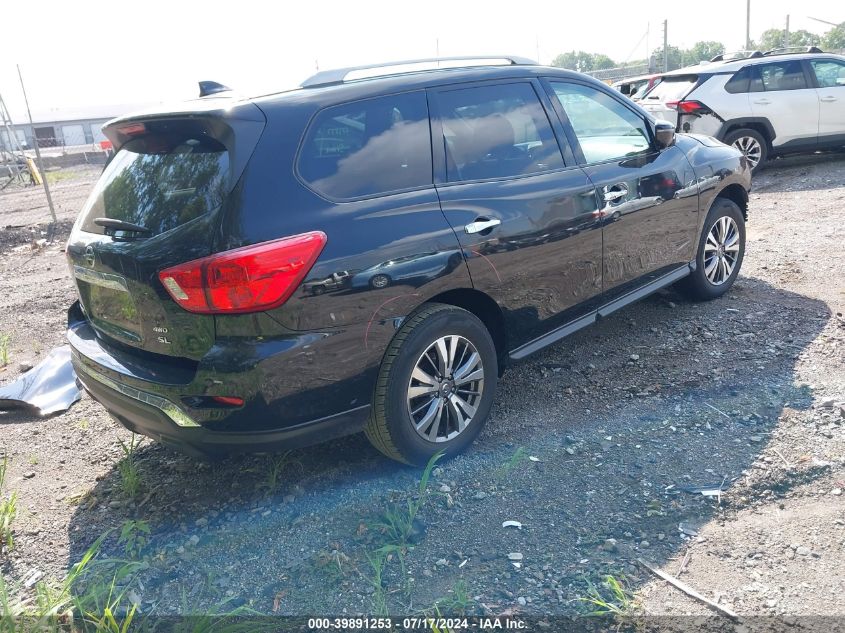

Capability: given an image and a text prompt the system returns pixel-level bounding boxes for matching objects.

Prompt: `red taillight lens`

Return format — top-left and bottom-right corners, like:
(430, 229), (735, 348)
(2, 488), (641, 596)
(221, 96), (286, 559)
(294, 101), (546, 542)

(159, 231), (327, 314)
(666, 100), (710, 114)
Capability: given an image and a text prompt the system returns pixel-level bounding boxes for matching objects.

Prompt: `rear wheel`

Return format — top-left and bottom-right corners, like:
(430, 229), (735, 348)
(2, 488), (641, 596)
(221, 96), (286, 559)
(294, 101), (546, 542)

(678, 198), (745, 301)
(724, 128), (767, 173)
(370, 274), (391, 289)
(364, 303), (498, 465)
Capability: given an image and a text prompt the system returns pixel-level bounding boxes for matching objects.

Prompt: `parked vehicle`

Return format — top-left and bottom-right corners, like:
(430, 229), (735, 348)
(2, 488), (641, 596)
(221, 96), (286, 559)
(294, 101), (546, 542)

(639, 47), (845, 172)
(66, 56), (750, 465)
(611, 73), (662, 101)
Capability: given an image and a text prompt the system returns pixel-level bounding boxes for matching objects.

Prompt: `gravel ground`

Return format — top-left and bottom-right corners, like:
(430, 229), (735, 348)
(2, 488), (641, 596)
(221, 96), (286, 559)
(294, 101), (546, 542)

(0, 152), (843, 625)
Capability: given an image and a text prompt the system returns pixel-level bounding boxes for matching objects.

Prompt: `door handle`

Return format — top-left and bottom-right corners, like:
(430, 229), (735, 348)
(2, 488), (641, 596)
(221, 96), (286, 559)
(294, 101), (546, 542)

(464, 218), (501, 234)
(753, 99), (771, 105)
(820, 95), (838, 102)
(603, 183), (629, 203)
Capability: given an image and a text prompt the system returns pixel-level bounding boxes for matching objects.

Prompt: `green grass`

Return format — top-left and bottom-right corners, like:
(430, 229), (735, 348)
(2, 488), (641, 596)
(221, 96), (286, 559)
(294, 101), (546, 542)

(434, 579), (473, 614)
(116, 435), (142, 499)
(578, 574), (639, 619)
(370, 451), (442, 551)
(364, 552), (389, 617)
(0, 457), (17, 550)
(254, 451), (298, 495)
(496, 446), (527, 479)
(0, 335), (9, 367)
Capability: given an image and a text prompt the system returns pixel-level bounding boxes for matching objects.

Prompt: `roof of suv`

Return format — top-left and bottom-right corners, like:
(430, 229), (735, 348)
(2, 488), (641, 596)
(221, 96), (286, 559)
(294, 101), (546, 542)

(662, 51), (845, 78)
(251, 63), (592, 109)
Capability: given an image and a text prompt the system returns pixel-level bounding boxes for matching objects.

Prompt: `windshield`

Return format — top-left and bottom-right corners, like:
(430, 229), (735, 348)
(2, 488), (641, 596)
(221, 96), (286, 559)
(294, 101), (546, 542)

(632, 78), (661, 100)
(642, 76), (698, 103)
(78, 133), (230, 236)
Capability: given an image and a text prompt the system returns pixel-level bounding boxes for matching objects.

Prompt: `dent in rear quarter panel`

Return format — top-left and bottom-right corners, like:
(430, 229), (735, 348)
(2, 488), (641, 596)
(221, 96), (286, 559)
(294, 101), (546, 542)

(676, 134), (750, 235)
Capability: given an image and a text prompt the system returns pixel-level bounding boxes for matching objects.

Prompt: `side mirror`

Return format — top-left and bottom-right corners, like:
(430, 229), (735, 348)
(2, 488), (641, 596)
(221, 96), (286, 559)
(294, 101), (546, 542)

(653, 120), (676, 149)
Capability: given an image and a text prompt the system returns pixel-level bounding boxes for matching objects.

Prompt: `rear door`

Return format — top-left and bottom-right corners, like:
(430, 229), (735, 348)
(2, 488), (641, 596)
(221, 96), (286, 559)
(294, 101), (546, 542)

(545, 79), (699, 300)
(748, 60), (819, 149)
(429, 79), (602, 349)
(66, 107), (265, 360)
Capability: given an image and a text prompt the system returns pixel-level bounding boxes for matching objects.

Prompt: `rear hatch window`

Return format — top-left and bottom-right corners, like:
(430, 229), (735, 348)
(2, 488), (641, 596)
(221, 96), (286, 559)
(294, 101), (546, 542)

(67, 108), (265, 360)
(642, 75), (698, 103)
(78, 131), (229, 237)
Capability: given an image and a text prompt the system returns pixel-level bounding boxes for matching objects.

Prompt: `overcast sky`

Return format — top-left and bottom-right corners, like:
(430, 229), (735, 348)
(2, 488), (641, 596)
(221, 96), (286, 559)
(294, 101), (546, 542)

(1, 0), (840, 121)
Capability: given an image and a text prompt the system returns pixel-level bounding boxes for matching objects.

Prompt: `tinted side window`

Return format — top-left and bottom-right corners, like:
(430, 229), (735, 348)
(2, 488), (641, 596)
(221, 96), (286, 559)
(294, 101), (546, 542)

(757, 61), (808, 91)
(725, 66), (752, 93)
(434, 83), (564, 183)
(550, 82), (651, 164)
(811, 59), (845, 88)
(298, 91), (432, 199)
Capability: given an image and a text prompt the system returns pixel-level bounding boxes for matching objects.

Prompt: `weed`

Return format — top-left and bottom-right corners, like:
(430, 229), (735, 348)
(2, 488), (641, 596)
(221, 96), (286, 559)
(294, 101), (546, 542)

(255, 451), (297, 495)
(0, 456), (17, 551)
(117, 519), (150, 560)
(0, 335), (9, 367)
(371, 451), (442, 550)
(365, 552), (389, 617)
(315, 547), (352, 586)
(578, 574), (639, 619)
(77, 419), (90, 431)
(434, 579), (473, 614)
(117, 435), (142, 499)
(497, 446), (527, 478)
(27, 456), (37, 466)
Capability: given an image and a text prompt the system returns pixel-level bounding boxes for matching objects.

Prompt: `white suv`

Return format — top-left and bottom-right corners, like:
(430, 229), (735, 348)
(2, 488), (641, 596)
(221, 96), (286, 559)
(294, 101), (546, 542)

(640, 47), (845, 172)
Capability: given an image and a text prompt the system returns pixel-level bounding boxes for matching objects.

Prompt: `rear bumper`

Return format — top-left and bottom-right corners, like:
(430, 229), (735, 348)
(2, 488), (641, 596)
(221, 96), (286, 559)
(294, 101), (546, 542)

(74, 358), (369, 455)
(67, 300), (382, 454)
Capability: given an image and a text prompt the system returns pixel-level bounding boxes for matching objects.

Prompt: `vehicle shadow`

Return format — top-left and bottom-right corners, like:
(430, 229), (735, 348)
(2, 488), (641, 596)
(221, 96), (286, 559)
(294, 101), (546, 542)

(66, 276), (830, 619)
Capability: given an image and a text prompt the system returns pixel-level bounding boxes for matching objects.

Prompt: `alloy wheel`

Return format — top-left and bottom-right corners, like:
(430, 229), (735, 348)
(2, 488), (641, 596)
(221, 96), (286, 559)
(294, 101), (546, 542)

(703, 216), (740, 286)
(406, 335), (485, 442)
(731, 136), (763, 170)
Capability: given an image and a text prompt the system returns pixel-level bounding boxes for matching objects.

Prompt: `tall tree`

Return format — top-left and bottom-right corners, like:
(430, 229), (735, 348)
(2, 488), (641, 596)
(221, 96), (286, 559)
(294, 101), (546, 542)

(650, 45), (684, 71)
(686, 41), (726, 63)
(822, 22), (845, 51)
(756, 28), (821, 51)
(551, 51), (617, 73)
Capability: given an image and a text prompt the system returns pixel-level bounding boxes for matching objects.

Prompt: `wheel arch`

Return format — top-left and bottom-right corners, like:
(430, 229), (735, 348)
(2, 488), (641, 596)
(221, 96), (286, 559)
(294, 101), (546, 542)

(714, 183), (749, 221)
(717, 118), (776, 150)
(424, 288), (508, 374)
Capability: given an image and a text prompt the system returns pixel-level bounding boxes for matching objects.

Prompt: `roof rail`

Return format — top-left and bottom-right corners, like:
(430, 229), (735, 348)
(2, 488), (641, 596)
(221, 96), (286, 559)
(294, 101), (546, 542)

(763, 46), (824, 56)
(709, 50), (763, 62)
(300, 56), (537, 88)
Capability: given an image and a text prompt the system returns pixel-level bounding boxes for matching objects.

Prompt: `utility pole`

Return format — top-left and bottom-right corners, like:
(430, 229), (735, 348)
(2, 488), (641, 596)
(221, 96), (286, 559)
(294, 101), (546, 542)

(662, 20), (668, 72)
(784, 15), (790, 49)
(17, 64), (56, 226)
(746, 0), (751, 49)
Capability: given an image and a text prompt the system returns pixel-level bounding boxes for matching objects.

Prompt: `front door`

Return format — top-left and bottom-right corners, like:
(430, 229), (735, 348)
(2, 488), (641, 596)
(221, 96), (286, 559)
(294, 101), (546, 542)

(544, 79), (699, 299)
(430, 80), (603, 349)
(809, 58), (845, 145)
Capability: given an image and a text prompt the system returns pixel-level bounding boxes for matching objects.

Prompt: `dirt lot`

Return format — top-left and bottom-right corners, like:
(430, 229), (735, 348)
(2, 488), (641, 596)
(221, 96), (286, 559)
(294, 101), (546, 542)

(0, 153), (843, 627)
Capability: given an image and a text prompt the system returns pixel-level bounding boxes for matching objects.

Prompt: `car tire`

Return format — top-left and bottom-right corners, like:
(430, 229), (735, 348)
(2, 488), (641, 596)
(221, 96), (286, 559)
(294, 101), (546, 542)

(678, 197), (745, 301)
(370, 274), (391, 289)
(723, 128), (767, 173)
(364, 303), (498, 466)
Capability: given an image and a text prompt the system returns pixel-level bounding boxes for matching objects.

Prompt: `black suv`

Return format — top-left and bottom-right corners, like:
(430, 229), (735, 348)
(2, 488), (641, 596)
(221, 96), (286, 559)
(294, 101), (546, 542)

(67, 57), (751, 465)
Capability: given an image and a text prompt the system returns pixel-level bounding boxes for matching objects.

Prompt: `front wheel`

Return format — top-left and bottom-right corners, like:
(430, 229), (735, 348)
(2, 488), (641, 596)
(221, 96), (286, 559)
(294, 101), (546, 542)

(364, 303), (498, 465)
(678, 198), (745, 301)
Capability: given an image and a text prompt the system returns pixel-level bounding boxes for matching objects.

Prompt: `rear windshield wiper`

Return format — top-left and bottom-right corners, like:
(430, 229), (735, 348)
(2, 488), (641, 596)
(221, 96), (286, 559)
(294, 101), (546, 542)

(94, 218), (152, 235)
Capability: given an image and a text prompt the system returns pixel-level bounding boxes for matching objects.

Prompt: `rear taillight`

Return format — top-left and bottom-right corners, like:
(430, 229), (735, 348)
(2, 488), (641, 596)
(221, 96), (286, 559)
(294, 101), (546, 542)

(159, 231), (327, 314)
(666, 100), (711, 115)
